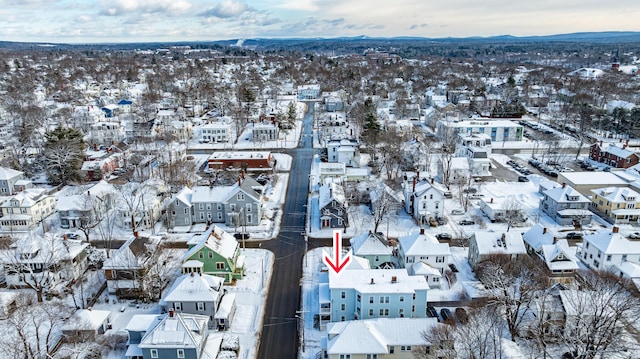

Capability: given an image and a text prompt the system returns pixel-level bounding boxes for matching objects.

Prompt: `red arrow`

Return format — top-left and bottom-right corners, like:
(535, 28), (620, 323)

(323, 230), (352, 275)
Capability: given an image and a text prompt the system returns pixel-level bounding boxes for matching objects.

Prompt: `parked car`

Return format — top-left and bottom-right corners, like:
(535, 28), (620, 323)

(517, 176), (530, 182)
(448, 263), (459, 272)
(436, 217), (447, 225)
(427, 306), (438, 319)
(458, 219), (475, 225)
(65, 233), (79, 239)
(451, 209), (465, 215)
(440, 308), (452, 322)
(455, 308), (468, 323)
(234, 233), (250, 240)
(566, 232), (583, 239)
(629, 232), (640, 239)
(436, 233), (452, 241)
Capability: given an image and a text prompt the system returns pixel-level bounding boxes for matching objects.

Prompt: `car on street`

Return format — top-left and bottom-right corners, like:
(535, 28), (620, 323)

(440, 308), (452, 322)
(458, 219), (475, 225)
(451, 209), (465, 215)
(234, 233), (250, 240)
(517, 176), (530, 182)
(629, 232), (640, 239)
(448, 263), (459, 272)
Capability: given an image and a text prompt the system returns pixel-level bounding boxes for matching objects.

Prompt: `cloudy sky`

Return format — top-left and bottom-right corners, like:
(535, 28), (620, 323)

(1, 0), (638, 43)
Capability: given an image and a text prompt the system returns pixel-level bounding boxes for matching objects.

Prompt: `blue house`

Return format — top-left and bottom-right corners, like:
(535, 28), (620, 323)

(101, 104), (119, 118)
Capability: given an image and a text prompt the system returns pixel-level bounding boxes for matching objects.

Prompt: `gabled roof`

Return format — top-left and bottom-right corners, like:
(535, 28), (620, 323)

(163, 273), (223, 303)
(327, 318), (439, 355)
(543, 185), (590, 203)
(0, 167), (23, 180)
(411, 178), (443, 197)
(329, 269), (428, 293)
(398, 232), (450, 257)
(592, 186), (640, 203)
(319, 182), (347, 209)
(583, 229), (640, 255)
(596, 143), (637, 159)
(139, 312), (208, 349)
(350, 232), (392, 256)
(522, 224), (558, 252)
(184, 225), (239, 261)
(540, 239), (579, 271)
(175, 187), (194, 206)
(411, 262), (442, 277)
(62, 309), (111, 331)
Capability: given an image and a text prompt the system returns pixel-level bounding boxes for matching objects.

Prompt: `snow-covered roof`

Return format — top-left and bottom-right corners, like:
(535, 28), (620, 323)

(0, 167), (23, 180)
(540, 239), (580, 271)
(62, 309), (111, 331)
(411, 262), (442, 277)
(599, 143), (637, 159)
(543, 185), (590, 203)
(560, 172), (628, 186)
(192, 185), (234, 203)
(347, 256), (371, 270)
(184, 225), (239, 261)
(175, 187), (193, 206)
(398, 232), (450, 257)
(209, 151), (271, 160)
(329, 269), (429, 293)
(350, 232), (393, 256)
(326, 318), (439, 355)
(522, 224), (559, 252)
(613, 261), (640, 279)
(1, 188), (49, 208)
(163, 273), (223, 303)
(214, 293), (236, 319)
(471, 231), (527, 256)
(125, 314), (163, 332)
(591, 186), (640, 203)
(582, 229), (640, 255)
(139, 313), (208, 348)
(319, 182), (347, 209)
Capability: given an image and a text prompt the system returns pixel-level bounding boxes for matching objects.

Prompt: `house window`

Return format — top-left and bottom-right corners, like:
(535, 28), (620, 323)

(184, 208), (188, 214)
(341, 304), (346, 311)
(177, 349), (185, 358)
(208, 252), (213, 258)
(369, 296), (373, 304)
(399, 308), (404, 317)
(217, 213), (222, 220)
(369, 309), (374, 316)
(246, 203), (252, 212)
(339, 355), (351, 359)
(390, 346), (394, 354)
(341, 291), (346, 299)
(607, 255), (612, 261)
(217, 204), (222, 210)
(366, 355), (378, 359)
(357, 294), (361, 302)
(338, 218), (343, 225)
(199, 203), (204, 210)
(623, 254), (628, 261)
(174, 302), (182, 311)
(199, 252), (204, 259)
(150, 349), (158, 358)
(340, 316), (345, 322)
(237, 193), (245, 201)
(197, 302), (205, 311)
(216, 262), (225, 270)
(379, 308), (389, 316)
(401, 346), (412, 351)
(400, 296), (404, 302)
(246, 214), (252, 223)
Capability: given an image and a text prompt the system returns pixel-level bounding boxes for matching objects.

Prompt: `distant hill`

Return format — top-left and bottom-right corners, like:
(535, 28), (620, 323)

(0, 31), (639, 51)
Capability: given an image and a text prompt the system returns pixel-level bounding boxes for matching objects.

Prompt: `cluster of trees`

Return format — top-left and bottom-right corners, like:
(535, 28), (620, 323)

(417, 254), (640, 359)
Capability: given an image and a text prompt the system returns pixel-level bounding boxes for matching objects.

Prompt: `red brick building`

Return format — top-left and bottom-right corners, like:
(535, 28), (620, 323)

(589, 141), (640, 169)
(208, 151), (273, 171)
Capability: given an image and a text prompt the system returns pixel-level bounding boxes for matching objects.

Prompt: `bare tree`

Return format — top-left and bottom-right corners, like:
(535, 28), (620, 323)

(370, 184), (399, 233)
(474, 254), (548, 341)
(0, 296), (72, 359)
(95, 208), (118, 258)
(557, 270), (640, 358)
(502, 196), (526, 232)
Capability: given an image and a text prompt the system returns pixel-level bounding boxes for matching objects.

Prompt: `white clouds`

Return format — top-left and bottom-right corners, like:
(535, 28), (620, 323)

(98, 0), (192, 17)
(200, 0), (249, 18)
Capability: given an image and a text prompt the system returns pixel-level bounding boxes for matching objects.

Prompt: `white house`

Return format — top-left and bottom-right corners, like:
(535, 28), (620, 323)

(403, 176), (445, 226)
(437, 118), (524, 142)
(468, 231), (527, 268)
(200, 122), (231, 143)
(577, 226), (640, 270)
(398, 230), (451, 288)
(324, 318), (440, 359)
(0, 189), (57, 231)
(540, 183), (592, 226)
(326, 138), (360, 167)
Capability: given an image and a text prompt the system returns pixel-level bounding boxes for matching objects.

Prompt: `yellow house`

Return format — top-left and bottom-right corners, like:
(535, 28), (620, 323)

(0, 189), (57, 230)
(590, 186), (640, 224)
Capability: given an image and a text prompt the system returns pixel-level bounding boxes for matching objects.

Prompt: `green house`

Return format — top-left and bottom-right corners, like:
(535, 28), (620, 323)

(182, 225), (245, 284)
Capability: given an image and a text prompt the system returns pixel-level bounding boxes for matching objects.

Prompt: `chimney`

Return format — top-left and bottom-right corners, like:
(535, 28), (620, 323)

(416, 169), (420, 181)
(553, 236), (557, 244)
(241, 171), (245, 179)
(543, 227), (547, 234)
(420, 228), (425, 235)
(370, 278), (375, 285)
(430, 177), (434, 184)
(600, 140), (603, 147)
(169, 308), (175, 317)
(562, 182), (566, 188)
(190, 272), (195, 277)
(620, 138), (623, 143)
(613, 226), (619, 233)
(623, 144), (627, 149)
(391, 276), (397, 283)
(626, 139), (630, 146)
(490, 198), (494, 203)
(412, 176), (417, 192)
(238, 177), (241, 186)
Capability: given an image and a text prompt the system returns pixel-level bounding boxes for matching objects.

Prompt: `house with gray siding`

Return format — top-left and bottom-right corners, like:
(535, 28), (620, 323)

(350, 231), (396, 269)
(160, 272), (224, 328)
(318, 182), (349, 230)
(170, 175), (265, 228)
(0, 167), (24, 195)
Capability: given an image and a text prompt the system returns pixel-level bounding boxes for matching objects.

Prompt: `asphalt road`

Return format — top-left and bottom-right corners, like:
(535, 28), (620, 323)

(254, 103), (317, 359)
